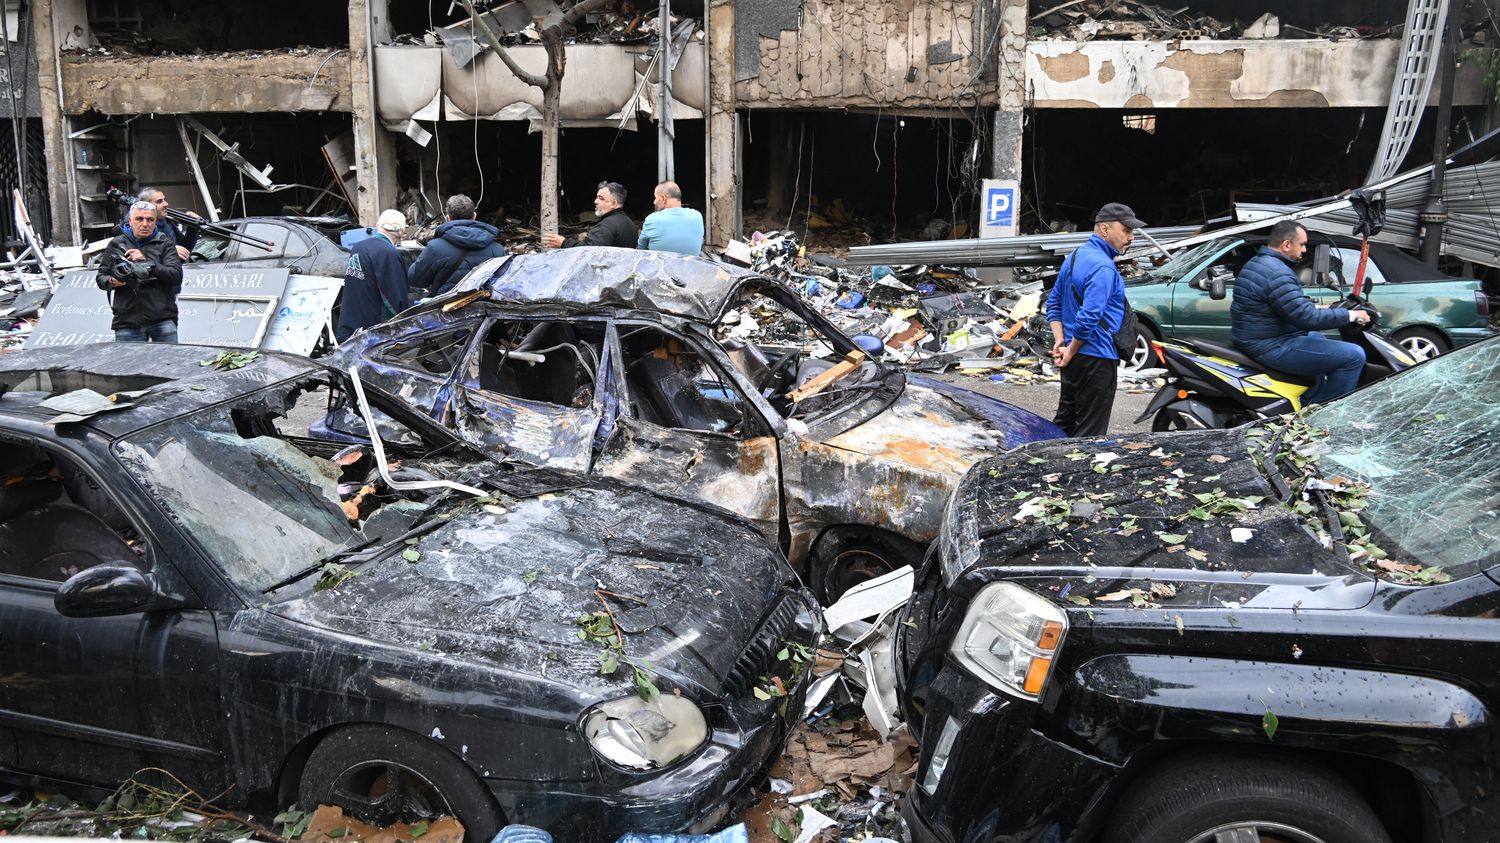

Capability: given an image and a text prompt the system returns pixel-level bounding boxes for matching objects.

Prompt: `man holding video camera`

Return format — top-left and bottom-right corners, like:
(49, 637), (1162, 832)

(95, 199), (184, 343)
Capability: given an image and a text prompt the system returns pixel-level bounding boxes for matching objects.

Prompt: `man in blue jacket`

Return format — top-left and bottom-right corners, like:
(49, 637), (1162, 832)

(408, 194), (507, 297)
(1231, 221), (1371, 405)
(336, 209), (410, 342)
(1046, 202), (1139, 436)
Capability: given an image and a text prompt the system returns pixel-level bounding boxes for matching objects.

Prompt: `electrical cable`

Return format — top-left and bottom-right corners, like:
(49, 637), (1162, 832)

(470, 12), (485, 207)
(784, 120), (805, 232)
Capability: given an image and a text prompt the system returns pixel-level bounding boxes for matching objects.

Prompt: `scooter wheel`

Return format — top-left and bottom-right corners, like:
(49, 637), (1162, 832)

(1152, 407), (1198, 432)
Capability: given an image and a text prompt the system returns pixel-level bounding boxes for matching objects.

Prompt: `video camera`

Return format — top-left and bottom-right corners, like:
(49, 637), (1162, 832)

(110, 256), (156, 289)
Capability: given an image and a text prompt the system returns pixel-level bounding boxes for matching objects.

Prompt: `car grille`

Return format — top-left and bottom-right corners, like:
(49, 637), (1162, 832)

(725, 592), (803, 698)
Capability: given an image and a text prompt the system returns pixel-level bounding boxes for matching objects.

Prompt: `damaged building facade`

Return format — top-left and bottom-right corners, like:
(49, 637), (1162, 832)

(18, 0), (1500, 250)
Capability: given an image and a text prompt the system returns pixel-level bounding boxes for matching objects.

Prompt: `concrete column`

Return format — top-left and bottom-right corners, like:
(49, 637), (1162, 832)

(990, 0), (1028, 182)
(31, 0), (86, 244)
(705, 0), (739, 248)
(348, 0), (397, 226)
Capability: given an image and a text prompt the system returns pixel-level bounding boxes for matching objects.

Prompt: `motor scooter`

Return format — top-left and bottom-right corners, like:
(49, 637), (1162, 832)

(1136, 244), (1418, 431)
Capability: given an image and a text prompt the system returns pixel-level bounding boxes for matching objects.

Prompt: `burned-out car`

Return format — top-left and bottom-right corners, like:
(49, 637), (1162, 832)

(328, 247), (1063, 603)
(0, 345), (818, 842)
(898, 337), (1500, 843)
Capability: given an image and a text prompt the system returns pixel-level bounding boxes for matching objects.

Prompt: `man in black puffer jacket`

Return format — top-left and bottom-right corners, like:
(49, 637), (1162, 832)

(95, 200), (184, 343)
(408, 194), (508, 297)
(1231, 220), (1371, 405)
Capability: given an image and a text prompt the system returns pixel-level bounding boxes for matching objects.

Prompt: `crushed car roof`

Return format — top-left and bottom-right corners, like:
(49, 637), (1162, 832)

(453, 246), (761, 323)
(0, 344), (323, 435)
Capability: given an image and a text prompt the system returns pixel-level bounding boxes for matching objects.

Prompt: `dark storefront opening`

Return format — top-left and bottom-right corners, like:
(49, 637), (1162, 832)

(399, 119), (705, 236)
(85, 0), (348, 51)
(740, 110), (989, 249)
(0, 119), (50, 244)
(102, 113), (355, 224)
(1021, 106), (1488, 233)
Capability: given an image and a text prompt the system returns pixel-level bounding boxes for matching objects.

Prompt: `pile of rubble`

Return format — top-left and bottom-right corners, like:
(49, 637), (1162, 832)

(0, 276), (50, 352)
(1028, 0), (1398, 42)
(724, 229), (1070, 385)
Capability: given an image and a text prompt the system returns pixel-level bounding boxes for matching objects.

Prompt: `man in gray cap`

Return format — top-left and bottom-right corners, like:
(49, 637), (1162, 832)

(1044, 201), (1143, 436)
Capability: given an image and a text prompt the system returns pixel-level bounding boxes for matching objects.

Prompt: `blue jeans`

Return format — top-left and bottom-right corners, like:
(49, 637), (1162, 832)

(1255, 332), (1365, 405)
(115, 319), (179, 343)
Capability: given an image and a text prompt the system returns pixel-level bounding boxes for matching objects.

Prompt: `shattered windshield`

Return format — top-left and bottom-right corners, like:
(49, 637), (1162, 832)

(1302, 340), (1500, 576)
(113, 378), (452, 592)
(1140, 239), (1232, 282)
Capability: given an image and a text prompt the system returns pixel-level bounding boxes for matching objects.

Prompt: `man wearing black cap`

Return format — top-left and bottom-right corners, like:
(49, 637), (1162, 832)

(1045, 202), (1142, 436)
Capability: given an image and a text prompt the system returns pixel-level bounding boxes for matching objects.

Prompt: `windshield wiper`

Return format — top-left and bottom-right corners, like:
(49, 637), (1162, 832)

(1309, 487), (1353, 567)
(1258, 422), (1292, 501)
(261, 535), (384, 594)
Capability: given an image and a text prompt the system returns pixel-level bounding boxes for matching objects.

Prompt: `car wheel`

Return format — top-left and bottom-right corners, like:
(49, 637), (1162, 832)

(1391, 326), (1448, 361)
(300, 725), (502, 842)
(1102, 754), (1391, 843)
(1124, 321), (1160, 371)
(810, 528), (923, 605)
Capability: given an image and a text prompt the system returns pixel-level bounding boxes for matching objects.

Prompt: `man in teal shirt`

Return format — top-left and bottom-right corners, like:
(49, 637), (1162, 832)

(638, 181), (704, 256)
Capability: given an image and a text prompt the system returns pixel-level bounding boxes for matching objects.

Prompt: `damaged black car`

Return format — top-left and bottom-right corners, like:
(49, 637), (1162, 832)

(0, 344), (819, 842)
(898, 336), (1500, 843)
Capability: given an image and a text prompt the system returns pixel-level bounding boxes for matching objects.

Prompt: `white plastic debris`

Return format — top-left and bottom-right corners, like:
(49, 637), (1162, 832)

(1231, 528), (1255, 543)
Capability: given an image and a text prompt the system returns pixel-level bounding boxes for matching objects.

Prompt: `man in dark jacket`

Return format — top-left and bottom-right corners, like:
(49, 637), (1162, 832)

(1231, 221), (1371, 405)
(540, 180), (636, 249)
(336, 209), (410, 342)
(96, 200), (185, 343)
(408, 194), (507, 297)
(139, 187), (200, 261)
(1045, 202), (1139, 436)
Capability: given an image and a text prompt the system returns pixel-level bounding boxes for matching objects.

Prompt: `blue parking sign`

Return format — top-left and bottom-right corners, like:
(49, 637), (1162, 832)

(985, 185), (1015, 227)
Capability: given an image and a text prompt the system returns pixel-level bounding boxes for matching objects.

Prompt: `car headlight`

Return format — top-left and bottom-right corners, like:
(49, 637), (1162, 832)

(581, 694), (708, 770)
(949, 581), (1067, 701)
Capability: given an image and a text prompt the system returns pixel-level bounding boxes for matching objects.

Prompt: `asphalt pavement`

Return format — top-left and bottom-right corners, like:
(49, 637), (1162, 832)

(931, 369), (1159, 435)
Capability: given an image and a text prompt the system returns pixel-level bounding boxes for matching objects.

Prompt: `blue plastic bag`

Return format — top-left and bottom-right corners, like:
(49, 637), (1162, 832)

(613, 823), (751, 843)
(490, 826), (553, 843)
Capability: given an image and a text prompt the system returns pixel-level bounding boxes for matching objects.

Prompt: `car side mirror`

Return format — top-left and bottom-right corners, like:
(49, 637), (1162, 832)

(55, 564), (157, 618)
(1207, 266), (1231, 300)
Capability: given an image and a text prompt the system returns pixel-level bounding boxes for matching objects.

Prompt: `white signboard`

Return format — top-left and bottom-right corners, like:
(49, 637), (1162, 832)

(979, 178), (1020, 239)
(262, 276), (344, 356)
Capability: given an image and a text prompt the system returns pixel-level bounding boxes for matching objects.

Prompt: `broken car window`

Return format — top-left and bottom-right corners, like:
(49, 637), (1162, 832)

(379, 327), (474, 376)
(468, 319), (602, 409)
(619, 326), (745, 435)
(1303, 340), (1500, 577)
(1142, 239), (1230, 282)
(717, 288), (883, 420)
(0, 441), (144, 582)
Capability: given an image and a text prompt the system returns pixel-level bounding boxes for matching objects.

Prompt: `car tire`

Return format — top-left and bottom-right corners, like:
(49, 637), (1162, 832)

(1102, 753), (1392, 843)
(1391, 326), (1449, 361)
(810, 528), (923, 605)
(1124, 321), (1160, 371)
(299, 725), (502, 842)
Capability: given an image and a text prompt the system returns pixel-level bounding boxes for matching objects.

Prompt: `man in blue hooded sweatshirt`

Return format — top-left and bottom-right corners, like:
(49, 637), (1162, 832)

(336, 209), (410, 342)
(408, 194), (508, 297)
(1045, 202), (1140, 436)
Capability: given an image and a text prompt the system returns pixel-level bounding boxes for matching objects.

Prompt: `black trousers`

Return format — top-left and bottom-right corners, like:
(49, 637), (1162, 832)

(1053, 353), (1117, 437)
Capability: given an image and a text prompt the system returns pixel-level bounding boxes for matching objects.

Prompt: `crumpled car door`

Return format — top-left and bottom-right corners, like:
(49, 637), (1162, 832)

(593, 322), (782, 545)
(449, 318), (607, 472)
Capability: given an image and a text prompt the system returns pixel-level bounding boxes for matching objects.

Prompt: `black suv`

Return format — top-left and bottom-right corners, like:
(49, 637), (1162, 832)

(897, 336), (1500, 843)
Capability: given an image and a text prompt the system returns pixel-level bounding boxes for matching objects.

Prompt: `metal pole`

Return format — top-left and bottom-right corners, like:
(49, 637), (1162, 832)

(1418, 0), (1459, 267)
(657, 0), (674, 182)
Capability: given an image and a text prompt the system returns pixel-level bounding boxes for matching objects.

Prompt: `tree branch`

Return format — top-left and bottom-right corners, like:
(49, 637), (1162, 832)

(457, 0), (548, 89)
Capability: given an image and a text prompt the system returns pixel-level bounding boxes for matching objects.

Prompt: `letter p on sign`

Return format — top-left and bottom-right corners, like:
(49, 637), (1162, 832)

(979, 179), (1019, 238)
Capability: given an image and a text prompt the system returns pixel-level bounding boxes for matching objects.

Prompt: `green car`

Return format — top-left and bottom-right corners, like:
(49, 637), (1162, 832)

(1123, 234), (1496, 367)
